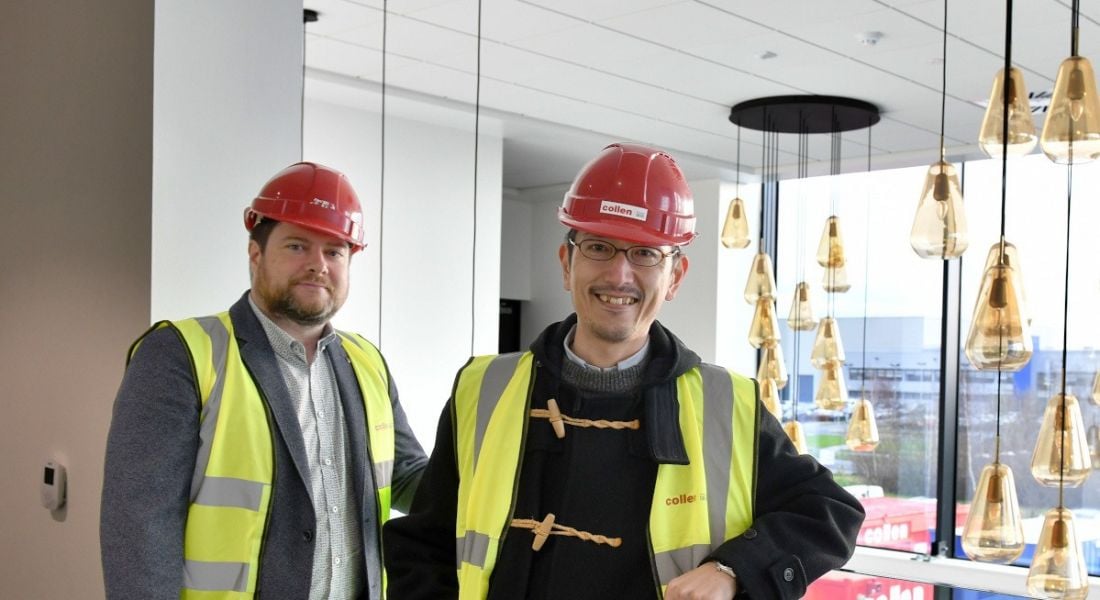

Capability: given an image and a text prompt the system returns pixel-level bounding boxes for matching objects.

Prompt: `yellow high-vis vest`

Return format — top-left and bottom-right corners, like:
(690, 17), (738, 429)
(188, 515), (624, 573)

(129, 313), (395, 599)
(451, 352), (759, 599)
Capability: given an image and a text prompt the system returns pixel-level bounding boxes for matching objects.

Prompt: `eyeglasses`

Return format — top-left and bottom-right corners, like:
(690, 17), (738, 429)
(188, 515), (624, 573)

(568, 237), (679, 268)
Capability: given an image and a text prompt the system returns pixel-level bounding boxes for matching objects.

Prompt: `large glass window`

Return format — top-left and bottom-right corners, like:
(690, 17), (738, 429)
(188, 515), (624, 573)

(956, 155), (1100, 574)
(776, 165), (944, 553)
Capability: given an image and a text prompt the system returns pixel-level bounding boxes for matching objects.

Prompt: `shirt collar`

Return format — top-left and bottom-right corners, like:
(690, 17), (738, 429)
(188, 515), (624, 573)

(562, 324), (649, 372)
(248, 294), (338, 364)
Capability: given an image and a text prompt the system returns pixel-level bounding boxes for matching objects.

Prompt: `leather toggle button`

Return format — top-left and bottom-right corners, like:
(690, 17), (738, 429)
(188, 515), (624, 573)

(531, 513), (556, 551)
(547, 399), (566, 439)
(783, 567), (794, 582)
(742, 528), (758, 539)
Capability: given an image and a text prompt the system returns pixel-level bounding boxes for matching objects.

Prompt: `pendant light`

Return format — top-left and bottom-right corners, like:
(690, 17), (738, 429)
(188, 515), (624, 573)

(963, 243), (1032, 371)
(1040, 0), (1100, 164)
(961, 456), (1026, 563)
(978, 69), (1037, 157)
(962, 0), (1027, 567)
(784, 420), (808, 455)
(1027, 508), (1090, 599)
(979, 240), (1031, 325)
(822, 263), (852, 293)
(1091, 371), (1100, 405)
(816, 216), (846, 269)
(811, 316), (846, 368)
(1031, 393), (1091, 487)
(844, 123), (878, 453)
(721, 125), (752, 248)
(977, 1), (1036, 159)
(760, 377), (782, 421)
(910, 5), (969, 263)
(1025, 24), (1090, 594)
(787, 281), (817, 331)
(758, 340), (789, 390)
(748, 296), (781, 349)
(744, 241), (777, 304)
(814, 360), (848, 411)
(846, 398), (879, 451)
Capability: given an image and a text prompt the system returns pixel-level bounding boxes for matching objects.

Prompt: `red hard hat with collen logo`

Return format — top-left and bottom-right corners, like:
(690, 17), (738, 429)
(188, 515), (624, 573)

(244, 162), (366, 252)
(559, 143), (697, 247)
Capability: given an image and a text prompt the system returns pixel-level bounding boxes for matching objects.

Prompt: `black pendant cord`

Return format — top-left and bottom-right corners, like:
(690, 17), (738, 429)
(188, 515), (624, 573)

(1058, 160), (1074, 507)
(860, 123), (872, 400)
(735, 125), (742, 196)
(939, 0), (948, 162)
(470, 0), (483, 354)
(993, 0), (1013, 453)
(378, 0), (388, 347)
(1072, 0), (1081, 57)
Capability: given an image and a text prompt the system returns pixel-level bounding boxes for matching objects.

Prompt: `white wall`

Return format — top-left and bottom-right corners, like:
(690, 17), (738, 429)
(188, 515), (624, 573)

(514, 178), (759, 376)
(151, 0), (304, 320)
(304, 98), (503, 450)
(501, 195), (533, 301)
(0, 1), (154, 596)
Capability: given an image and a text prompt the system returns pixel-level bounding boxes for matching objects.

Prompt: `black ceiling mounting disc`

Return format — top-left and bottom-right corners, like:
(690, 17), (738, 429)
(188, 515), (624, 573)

(728, 95), (880, 133)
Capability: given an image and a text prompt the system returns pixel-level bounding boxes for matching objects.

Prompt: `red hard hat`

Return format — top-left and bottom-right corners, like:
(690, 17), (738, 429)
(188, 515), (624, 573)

(244, 162), (365, 252)
(559, 143), (697, 247)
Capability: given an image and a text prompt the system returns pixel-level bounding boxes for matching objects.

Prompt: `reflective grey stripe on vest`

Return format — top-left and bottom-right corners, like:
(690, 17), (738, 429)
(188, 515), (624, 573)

(374, 459), (394, 489)
(455, 530), (492, 569)
(473, 352), (524, 469)
(653, 365), (737, 585)
(192, 476), (265, 510)
(653, 545), (713, 585)
(184, 559), (250, 592)
(699, 364), (735, 549)
(189, 316), (230, 504)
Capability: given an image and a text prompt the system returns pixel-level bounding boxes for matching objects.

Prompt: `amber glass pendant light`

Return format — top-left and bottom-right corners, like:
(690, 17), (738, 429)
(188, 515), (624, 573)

(910, 161), (968, 259)
(816, 216), (846, 269)
(845, 398), (879, 451)
(1041, 1), (1100, 165)
(744, 241), (777, 304)
(783, 420), (808, 455)
(1091, 371), (1100, 405)
(1090, 425), (1100, 470)
(980, 240), (1030, 325)
(814, 360), (848, 411)
(1031, 393), (1091, 487)
(787, 281), (817, 331)
(978, 68), (1037, 157)
(722, 125), (752, 248)
(748, 296), (781, 349)
(760, 378), (782, 420)
(1027, 508), (1090, 599)
(811, 316), (846, 368)
(961, 459), (1025, 563)
(911, 1), (969, 260)
(721, 198), (751, 249)
(964, 242), (1032, 371)
(758, 341), (789, 389)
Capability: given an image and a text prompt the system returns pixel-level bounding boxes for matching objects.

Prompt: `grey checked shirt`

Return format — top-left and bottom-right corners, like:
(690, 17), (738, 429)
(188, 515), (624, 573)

(250, 298), (364, 600)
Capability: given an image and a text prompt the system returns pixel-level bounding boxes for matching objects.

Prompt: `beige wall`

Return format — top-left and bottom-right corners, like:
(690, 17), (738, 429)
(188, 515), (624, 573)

(0, 0), (154, 596)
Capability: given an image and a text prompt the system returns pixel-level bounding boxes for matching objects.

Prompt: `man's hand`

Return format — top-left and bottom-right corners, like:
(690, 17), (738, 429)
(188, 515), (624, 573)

(664, 563), (738, 600)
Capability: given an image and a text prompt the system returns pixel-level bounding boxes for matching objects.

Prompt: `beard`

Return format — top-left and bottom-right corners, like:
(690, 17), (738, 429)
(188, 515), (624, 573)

(256, 275), (340, 326)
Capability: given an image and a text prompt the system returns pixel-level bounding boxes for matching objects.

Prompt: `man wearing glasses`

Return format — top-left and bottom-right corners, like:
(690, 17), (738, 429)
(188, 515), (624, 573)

(383, 143), (864, 600)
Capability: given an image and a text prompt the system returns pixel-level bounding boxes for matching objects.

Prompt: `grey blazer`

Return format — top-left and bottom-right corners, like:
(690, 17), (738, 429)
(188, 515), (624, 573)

(101, 292), (427, 599)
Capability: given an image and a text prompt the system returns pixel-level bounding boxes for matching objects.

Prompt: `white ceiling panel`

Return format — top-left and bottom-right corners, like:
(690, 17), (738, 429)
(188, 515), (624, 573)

(602, 1), (769, 51)
(517, 0), (685, 23)
(410, 0), (581, 41)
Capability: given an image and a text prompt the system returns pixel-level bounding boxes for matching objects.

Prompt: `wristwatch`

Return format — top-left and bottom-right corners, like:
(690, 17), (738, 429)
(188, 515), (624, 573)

(713, 560), (737, 581)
